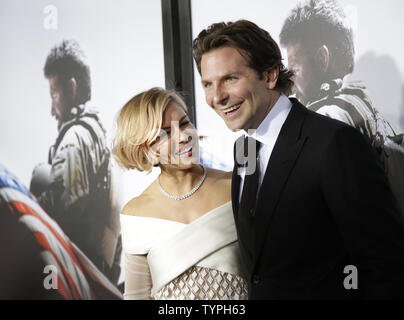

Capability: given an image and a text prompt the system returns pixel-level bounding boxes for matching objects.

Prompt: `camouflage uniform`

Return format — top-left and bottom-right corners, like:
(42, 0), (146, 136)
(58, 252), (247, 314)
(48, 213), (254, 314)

(307, 79), (404, 219)
(34, 105), (121, 283)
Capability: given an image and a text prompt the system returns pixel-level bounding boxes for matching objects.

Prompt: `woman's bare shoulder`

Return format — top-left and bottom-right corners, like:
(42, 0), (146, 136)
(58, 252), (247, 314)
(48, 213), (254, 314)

(121, 196), (146, 217)
(203, 167), (232, 203)
(206, 167), (232, 181)
(121, 182), (157, 217)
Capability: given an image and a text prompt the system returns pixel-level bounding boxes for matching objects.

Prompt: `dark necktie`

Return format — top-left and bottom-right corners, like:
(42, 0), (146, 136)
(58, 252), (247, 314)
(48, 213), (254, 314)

(238, 136), (261, 259)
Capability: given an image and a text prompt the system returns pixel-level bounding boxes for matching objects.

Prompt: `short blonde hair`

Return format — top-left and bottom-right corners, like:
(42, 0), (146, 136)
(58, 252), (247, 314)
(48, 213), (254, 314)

(113, 87), (189, 172)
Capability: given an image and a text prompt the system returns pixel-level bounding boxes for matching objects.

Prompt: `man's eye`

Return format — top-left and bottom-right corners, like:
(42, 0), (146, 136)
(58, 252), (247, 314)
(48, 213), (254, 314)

(180, 121), (190, 127)
(203, 83), (212, 88)
(226, 77), (235, 82)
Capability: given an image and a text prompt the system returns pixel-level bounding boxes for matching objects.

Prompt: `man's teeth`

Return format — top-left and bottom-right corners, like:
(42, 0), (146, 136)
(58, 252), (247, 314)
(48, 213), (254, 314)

(223, 104), (241, 114)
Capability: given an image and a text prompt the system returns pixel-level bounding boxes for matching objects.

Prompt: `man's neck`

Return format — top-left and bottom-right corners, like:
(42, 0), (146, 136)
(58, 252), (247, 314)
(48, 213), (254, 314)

(305, 78), (344, 105)
(57, 104), (85, 131)
(250, 91), (281, 130)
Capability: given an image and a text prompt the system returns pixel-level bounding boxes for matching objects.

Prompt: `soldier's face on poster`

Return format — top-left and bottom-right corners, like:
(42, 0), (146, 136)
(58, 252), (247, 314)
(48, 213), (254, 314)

(286, 42), (323, 105)
(48, 75), (72, 128)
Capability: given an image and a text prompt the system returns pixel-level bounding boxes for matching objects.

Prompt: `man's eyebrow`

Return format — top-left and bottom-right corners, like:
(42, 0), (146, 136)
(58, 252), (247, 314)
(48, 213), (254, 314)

(161, 115), (188, 131)
(202, 71), (241, 84)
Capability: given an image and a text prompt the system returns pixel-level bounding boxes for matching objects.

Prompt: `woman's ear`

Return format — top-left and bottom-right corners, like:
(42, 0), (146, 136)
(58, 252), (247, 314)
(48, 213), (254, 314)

(316, 45), (330, 73)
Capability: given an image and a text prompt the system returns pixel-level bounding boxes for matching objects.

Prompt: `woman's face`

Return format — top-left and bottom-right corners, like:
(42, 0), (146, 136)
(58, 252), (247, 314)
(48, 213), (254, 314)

(150, 101), (199, 168)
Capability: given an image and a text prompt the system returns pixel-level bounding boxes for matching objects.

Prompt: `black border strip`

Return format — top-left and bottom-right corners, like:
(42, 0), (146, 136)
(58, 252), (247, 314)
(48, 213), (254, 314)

(161, 0), (196, 126)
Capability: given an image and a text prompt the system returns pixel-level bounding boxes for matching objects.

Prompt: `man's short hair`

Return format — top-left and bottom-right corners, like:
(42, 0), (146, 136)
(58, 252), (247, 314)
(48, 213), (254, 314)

(44, 39), (91, 105)
(279, 0), (355, 77)
(193, 19), (294, 96)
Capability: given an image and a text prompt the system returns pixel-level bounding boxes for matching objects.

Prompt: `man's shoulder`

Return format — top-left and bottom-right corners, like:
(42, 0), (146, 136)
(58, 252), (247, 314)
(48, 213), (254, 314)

(292, 97), (350, 132)
(284, 98), (358, 149)
(306, 80), (376, 122)
(57, 114), (106, 147)
(64, 113), (104, 134)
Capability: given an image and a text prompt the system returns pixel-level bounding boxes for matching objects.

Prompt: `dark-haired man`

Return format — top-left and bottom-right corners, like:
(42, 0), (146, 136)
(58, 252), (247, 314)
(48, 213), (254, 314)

(193, 19), (404, 299)
(280, 0), (404, 216)
(30, 40), (121, 284)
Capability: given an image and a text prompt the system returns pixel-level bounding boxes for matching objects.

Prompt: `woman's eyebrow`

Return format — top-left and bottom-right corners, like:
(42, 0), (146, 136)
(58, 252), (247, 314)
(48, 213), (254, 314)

(161, 115), (188, 130)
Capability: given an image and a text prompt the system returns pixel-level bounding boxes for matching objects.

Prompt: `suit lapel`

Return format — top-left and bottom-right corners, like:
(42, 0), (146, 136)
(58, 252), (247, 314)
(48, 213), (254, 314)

(253, 99), (309, 269)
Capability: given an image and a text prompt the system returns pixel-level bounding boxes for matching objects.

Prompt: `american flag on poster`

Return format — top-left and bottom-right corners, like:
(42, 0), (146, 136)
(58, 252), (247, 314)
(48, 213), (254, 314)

(0, 164), (122, 300)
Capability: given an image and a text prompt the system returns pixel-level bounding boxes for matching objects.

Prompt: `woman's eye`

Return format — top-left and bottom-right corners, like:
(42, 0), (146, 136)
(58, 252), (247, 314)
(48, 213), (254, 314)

(180, 121), (190, 127)
(159, 131), (170, 139)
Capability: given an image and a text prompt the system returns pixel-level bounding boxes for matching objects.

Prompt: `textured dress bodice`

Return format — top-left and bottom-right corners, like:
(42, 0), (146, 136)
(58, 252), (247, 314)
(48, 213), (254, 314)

(120, 202), (248, 300)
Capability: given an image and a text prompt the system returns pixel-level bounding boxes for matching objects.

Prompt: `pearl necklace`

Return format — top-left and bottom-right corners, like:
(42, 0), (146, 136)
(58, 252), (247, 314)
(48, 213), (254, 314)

(157, 166), (207, 200)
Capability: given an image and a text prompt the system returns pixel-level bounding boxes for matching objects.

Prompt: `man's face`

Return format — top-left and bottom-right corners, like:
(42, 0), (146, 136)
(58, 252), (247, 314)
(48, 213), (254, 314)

(200, 46), (276, 131)
(48, 75), (72, 127)
(286, 42), (319, 104)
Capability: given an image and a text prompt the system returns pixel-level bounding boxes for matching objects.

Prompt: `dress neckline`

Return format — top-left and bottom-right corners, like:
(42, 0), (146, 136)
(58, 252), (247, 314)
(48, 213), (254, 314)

(120, 201), (231, 225)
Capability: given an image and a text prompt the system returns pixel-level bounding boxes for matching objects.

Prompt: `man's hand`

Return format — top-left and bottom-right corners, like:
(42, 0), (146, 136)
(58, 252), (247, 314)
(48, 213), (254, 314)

(30, 163), (52, 196)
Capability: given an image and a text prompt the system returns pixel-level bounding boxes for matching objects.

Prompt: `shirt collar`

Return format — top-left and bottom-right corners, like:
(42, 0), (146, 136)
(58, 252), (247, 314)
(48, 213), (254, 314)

(244, 94), (292, 146)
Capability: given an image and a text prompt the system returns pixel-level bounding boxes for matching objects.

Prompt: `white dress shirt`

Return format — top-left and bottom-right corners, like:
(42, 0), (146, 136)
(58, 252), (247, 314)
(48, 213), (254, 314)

(238, 94), (292, 203)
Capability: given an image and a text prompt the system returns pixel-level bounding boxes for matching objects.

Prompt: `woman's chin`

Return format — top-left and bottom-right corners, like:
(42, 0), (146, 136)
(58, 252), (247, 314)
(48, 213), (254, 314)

(179, 160), (199, 169)
(178, 155), (200, 168)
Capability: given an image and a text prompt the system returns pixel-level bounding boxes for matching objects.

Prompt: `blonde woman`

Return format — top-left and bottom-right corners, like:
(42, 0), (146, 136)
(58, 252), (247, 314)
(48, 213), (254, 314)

(114, 87), (247, 300)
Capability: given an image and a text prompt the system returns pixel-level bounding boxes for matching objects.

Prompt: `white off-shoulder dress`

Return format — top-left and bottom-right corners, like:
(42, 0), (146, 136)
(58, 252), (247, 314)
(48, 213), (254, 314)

(120, 201), (248, 300)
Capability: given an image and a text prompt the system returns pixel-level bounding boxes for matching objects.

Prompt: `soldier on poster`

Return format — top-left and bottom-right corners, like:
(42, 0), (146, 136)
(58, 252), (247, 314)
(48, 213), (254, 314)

(280, 0), (404, 218)
(30, 40), (121, 284)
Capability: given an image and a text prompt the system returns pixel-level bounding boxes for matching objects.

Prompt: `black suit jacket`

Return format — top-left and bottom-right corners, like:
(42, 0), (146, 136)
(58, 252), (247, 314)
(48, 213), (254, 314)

(232, 98), (404, 299)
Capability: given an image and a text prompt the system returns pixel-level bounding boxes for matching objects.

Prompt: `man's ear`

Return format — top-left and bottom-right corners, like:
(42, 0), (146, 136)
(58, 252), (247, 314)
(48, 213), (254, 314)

(264, 67), (279, 90)
(316, 45), (330, 73)
(68, 78), (77, 101)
